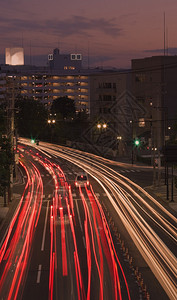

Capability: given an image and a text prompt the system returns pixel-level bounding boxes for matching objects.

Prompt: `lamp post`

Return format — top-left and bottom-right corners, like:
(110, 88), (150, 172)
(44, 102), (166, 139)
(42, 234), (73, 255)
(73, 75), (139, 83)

(96, 122), (107, 155)
(47, 114), (56, 143)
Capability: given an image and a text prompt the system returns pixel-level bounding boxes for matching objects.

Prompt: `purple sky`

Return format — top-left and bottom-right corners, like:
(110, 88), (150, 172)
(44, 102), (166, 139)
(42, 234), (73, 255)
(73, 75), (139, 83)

(0, 0), (177, 68)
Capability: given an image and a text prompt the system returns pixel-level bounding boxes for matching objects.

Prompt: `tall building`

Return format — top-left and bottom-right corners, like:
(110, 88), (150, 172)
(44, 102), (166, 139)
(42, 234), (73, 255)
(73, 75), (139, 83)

(131, 55), (177, 150)
(89, 71), (132, 148)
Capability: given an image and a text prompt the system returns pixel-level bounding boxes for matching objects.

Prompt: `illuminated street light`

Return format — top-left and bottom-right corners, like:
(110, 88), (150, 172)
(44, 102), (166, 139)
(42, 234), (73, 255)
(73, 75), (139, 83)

(117, 136), (122, 140)
(48, 119), (56, 124)
(97, 123), (107, 129)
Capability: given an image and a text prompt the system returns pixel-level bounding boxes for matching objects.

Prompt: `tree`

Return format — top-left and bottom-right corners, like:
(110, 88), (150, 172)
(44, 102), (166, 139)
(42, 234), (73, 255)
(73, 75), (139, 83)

(51, 96), (76, 120)
(0, 135), (13, 206)
(15, 97), (48, 139)
(0, 106), (6, 133)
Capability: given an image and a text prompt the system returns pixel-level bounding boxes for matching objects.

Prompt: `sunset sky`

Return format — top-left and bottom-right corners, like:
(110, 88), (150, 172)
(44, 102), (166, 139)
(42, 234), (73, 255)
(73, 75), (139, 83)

(0, 0), (177, 68)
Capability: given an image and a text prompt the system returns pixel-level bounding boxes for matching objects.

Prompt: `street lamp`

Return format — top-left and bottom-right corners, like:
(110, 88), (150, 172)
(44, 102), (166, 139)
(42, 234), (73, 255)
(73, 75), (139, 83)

(96, 122), (108, 156)
(97, 123), (107, 130)
(48, 119), (56, 124)
(117, 136), (122, 140)
(47, 115), (56, 143)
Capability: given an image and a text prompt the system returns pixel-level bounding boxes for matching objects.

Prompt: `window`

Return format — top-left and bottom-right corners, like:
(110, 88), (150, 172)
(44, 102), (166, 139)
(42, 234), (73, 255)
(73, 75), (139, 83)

(48, 54), (53, 61)
(103, 95), (112, 101)
(135, 73), (146, 82)
(70, 54), (82, 60)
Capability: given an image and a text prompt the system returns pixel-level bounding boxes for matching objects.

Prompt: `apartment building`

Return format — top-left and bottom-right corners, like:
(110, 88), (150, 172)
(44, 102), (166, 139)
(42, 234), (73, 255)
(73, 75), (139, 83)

(0, 48), (89, 113)
(0, 65), (90, 113)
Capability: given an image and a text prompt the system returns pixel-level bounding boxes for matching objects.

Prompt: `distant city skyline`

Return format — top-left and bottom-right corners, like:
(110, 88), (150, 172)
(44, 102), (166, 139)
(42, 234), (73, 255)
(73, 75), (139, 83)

(0, 0), (177, 68)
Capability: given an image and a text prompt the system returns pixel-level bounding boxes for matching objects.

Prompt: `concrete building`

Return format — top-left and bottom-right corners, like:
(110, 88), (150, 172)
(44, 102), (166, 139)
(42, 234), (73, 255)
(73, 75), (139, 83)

(87, 70), (134, 155)
(131, 55), (177, 151)
(0, 64), (90, 113)
(48, 48), (82, 71)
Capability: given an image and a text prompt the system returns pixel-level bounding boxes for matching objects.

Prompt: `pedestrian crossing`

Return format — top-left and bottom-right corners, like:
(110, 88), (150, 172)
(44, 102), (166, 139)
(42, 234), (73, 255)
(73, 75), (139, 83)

(117, 169), (141, 173)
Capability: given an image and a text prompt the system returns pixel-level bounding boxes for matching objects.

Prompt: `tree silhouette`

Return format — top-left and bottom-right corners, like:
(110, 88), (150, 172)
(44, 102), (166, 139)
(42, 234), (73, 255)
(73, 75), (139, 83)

(51, 96), (76, 120)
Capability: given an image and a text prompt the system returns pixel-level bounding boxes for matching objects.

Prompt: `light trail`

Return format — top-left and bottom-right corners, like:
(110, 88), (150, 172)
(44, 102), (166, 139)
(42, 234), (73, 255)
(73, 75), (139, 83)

(19, 139), (177, 299)
(30, 141), (177, 300)
(27, 145), (125, 299)
(0, 158), (43, 300)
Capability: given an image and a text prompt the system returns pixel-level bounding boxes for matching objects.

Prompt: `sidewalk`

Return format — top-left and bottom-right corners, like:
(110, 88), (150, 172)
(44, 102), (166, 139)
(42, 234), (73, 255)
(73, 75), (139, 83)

(145, 184), (177, 214)
(0, 166), (24, 228)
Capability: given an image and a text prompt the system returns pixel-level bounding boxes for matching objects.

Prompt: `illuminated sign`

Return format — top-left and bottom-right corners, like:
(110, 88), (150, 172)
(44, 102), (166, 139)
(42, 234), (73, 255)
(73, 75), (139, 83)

(5, 48), (24, 65)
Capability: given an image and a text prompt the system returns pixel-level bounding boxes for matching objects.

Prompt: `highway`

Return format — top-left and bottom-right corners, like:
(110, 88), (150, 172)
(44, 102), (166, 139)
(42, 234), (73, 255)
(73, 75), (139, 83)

(0, 138), (176, 300)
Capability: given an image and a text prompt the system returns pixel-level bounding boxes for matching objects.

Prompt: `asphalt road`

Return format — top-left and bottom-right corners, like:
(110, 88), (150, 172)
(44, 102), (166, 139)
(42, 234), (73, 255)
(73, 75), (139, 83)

(0, 140), (176, 300)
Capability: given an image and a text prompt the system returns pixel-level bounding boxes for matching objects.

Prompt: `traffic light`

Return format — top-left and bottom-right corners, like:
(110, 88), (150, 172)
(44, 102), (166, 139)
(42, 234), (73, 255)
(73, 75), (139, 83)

(31, 139), (35, 144)
(134, 138), (140, 147)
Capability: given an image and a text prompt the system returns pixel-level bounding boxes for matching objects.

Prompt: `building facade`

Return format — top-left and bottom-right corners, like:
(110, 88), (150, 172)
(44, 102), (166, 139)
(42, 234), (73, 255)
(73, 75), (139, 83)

(0, 65), (90, 114)
(131, 55), (177, 150)
(48, 48), (82, 71)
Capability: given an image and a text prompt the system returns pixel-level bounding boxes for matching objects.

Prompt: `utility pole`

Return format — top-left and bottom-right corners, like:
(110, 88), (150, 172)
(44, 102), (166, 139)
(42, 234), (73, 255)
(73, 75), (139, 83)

(7, 77), (15, 203)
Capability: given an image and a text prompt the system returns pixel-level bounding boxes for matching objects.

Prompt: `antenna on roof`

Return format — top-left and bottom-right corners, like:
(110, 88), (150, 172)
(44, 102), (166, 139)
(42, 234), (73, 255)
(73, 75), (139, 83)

(164, 12), (166, 56)
(166, 27), (168, 56)
(30, 41), (32, 65)
(88, 41), (90, 69)
(21, 32), (24, 48)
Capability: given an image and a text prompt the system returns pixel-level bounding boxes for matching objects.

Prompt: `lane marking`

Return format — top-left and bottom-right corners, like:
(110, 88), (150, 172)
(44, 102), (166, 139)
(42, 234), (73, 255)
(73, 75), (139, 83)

(95, 193), (100, 197)
(41, 200), (49, 251)
(83, 236), (86, 248)
(37, 264), (42, 283)
(75, 198), (83, 233)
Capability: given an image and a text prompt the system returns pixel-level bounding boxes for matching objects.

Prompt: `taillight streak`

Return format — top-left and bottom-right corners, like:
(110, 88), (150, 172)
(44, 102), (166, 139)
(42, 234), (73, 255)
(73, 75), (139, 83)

(90, 184), (131, 300)
(59, 207), (68, 276)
